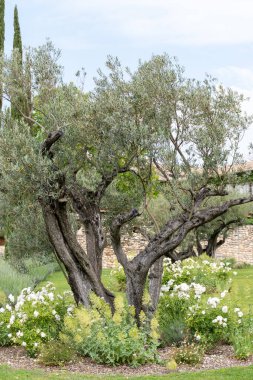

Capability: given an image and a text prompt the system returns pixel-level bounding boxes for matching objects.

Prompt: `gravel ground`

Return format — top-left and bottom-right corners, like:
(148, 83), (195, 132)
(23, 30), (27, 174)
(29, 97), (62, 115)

(0, 345), (253, 376)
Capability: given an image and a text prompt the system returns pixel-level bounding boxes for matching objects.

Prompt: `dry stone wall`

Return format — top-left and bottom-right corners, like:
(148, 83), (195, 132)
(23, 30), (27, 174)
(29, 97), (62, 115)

(2, 225), (252, 266)
(77, 225), (253, 267)
(216, 225), (253, 264)
(76, 227), (148, 268)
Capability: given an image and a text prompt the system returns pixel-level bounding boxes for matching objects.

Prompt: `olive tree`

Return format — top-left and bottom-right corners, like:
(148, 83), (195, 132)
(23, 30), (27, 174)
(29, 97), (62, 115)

(0, 46), (252, 317)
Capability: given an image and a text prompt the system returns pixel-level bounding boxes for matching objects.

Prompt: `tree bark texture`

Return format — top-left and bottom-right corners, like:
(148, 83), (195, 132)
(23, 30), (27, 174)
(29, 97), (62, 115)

(41, 200), (114, 309)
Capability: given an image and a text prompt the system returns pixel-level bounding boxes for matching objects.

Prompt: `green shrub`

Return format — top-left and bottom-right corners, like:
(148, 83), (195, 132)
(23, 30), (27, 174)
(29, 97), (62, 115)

(61, 294), (159, 367)
(231, 332), (252, 360)
(159, 257), (242, 348)
(158, 294), (190, 346)
(162, 256), (233, 293)
(0, 259), (33, 298)
(230, 315), (253, 359)
(173, 342), (205, 365)
(38, 341), (76, 366)
(1, 283), (74, 357)
(0, 305), (13, 347)
(0, 258), (59, 299)
(111, 265), (126, 291)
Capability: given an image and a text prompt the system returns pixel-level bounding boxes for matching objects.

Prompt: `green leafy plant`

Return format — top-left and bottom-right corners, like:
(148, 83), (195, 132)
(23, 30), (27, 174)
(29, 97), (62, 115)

(173, 342), (205, 365)
(111, 264), (126, 291)
(38, 340), (76, 366)
(230, 315), (253, 359)
(61, 293), (159, 367)
(1, 283), (74, 357)
(158, 294), (190, 346)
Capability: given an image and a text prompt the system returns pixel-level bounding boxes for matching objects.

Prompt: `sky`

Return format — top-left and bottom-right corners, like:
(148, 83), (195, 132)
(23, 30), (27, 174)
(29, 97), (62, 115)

(4, 0), (253, 158)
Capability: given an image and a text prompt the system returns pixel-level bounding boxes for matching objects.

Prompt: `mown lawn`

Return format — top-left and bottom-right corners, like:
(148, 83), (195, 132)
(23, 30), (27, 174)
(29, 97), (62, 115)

(39, 268), (116, 294)
(1, 364), (253, 380)
(228, 268), (253, 312)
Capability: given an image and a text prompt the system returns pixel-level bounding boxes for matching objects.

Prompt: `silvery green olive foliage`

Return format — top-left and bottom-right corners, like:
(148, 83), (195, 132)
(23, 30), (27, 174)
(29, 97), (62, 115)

(0, 47), (252, 315)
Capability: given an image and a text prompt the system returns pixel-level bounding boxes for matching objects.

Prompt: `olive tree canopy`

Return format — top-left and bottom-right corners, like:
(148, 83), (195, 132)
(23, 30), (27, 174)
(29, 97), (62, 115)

(0, 45), (252, 316)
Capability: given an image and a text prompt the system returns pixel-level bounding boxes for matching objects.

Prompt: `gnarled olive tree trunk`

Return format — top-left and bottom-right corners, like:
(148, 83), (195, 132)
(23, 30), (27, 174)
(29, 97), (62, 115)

(40, 199), (114, 310)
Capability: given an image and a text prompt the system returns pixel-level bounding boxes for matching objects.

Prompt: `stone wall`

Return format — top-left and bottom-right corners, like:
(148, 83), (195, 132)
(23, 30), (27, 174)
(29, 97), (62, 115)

(77, 225), (253, 267)
(76, 227), (148, 268)
(2, 225), (252, 266)
(215, 225), (253, 264)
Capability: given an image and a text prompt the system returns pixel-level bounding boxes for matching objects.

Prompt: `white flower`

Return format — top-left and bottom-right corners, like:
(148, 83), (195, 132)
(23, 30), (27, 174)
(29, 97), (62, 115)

(234, 308), (240, 313)
(9, 315), (15, 325)
(195, 335), (201, 341)
(8, 294), (14, 303)
(207, 297), (220, 308)
(7, 333), (12, 338)
(33, 311), (39, 318)
(220, 291), (228, 298)
(179, 283), (190, 292)
(21, 341), (27, 347)
(5, 304), (12, 311)
(52, 310), (56, 315)
(222, 306), (228, 313)
(67, 306), (73, 314)
(34, 342), (38, 347)
(47, 292), (54, 301)
(16, 331), (23, 338)
(238, 311), (243, 318)
(40, 332), (46, 338)
(212, 315), (226, 325)
(238, 319), (242, 324)
(55, 314), (61, 321)
(201, 310), (206, 315)
(0, 307), (5, 313)
(191, 283), (206, 299)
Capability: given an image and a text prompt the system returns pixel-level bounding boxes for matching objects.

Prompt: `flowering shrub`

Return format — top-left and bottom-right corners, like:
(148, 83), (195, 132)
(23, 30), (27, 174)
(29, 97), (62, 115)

(173, 341), (205, 365)
(0, 283), (74, 356)
(162, 256), (233, 293)
(186, 293), (238, 345)
(159, 257), (241, 348)
(0, 303), (13, 347)
(61, 293), (159, 367)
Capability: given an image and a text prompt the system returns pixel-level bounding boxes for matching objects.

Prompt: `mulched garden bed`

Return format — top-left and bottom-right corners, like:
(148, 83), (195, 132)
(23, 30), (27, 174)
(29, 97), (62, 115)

(0, 345), (253, 376)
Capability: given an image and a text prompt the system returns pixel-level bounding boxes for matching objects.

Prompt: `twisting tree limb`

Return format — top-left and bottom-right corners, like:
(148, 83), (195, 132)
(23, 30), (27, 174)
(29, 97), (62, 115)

(41, 130), (63, 157)
(110, 209), (140, 267)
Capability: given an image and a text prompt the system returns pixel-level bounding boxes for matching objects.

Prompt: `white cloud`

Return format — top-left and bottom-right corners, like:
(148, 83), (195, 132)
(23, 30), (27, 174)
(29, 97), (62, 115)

(215, 67), (253, 91)
(29, 0), (253, 46)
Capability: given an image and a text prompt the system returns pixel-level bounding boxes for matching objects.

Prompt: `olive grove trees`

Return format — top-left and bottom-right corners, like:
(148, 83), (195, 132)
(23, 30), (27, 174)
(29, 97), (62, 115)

(0, 44), (252, 317)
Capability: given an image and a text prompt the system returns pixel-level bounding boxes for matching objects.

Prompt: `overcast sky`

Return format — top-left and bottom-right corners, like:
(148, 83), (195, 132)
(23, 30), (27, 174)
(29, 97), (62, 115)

(5, 0), (253, 158)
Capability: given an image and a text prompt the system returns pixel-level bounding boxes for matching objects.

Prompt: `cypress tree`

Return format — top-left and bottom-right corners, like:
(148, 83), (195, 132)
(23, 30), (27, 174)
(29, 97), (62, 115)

(0, 0), (4, 111)
(13, 5), (22, 59)
(12, 5), (23, 119)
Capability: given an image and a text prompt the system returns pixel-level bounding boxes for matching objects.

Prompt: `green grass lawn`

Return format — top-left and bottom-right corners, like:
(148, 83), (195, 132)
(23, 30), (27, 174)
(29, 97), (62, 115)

(39, 268), (118, 294)
(228, 268), (253, 312)
(1, 364), (253, 380)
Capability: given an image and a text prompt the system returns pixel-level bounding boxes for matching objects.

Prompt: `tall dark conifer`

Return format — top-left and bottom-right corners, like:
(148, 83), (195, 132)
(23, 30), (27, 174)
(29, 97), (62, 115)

(12, 5), (23, 119)
(0, 0), (5, 111)
(13, 5), (22, 59)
